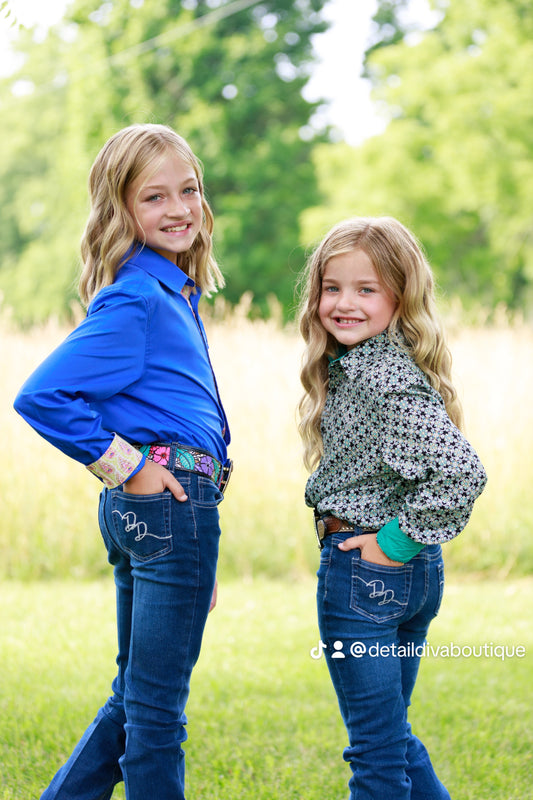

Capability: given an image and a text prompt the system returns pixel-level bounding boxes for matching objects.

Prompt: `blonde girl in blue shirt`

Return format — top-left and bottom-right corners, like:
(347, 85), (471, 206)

(15, 124), (232, 800)
(298, 217), (486, 800)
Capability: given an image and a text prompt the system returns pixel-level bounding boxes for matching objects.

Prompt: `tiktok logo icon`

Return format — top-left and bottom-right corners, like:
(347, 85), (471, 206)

(310, 640), (327, 659)
(310, 640), (347, 659)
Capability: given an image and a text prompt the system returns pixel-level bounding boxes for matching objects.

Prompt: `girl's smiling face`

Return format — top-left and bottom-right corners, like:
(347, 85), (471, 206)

(126, 152), (203, 263)
(319, 249), (397, 349)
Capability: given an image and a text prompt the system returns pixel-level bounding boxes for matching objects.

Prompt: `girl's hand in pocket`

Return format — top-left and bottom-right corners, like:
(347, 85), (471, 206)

(338, 532), (403, 566)
(124, 459), (188, 501)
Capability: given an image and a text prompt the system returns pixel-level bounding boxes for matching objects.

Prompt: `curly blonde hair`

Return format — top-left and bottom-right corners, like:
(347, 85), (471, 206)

(297, 217), (463, 471)
(79, 123), (224, 306)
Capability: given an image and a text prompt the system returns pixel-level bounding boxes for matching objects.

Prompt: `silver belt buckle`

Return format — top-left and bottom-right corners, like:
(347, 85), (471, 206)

(219, 460), (233, 493)
(314, 513), (327, 550)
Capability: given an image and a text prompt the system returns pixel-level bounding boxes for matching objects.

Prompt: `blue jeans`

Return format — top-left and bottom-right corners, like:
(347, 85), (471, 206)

(41, 470), (223, 800)
(317, 530), (450, 800)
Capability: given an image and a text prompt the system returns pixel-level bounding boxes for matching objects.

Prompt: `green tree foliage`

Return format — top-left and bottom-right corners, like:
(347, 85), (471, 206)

(302, 0), (533, 314)
(0, 0), (327, 324)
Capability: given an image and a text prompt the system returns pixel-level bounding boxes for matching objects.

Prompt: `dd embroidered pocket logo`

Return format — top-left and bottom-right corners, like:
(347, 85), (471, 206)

(350, 555), (413, 623)
(111, 491), (173, 562)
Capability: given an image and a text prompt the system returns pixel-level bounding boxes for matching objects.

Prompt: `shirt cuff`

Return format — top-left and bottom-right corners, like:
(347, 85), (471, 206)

(377, 518), (425, 563)
(86, 434), (145, 488)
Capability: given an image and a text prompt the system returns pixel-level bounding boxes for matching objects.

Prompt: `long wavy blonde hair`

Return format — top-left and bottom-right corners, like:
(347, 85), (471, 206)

(298, 217), (463, 471)
(79, 123), (224, 306)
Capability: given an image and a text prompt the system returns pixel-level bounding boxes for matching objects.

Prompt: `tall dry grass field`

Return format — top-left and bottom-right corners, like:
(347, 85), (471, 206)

(1, 311), (532, 580)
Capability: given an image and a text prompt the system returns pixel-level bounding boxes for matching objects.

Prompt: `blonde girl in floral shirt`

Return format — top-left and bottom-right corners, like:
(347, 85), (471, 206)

(298, 217), (486, 800)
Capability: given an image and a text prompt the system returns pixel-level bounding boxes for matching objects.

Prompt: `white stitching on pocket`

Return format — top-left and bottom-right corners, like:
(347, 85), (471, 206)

(350, 556), (413, 622)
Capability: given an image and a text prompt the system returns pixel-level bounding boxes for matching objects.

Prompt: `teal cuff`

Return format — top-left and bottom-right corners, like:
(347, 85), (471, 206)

(377, 518), (424, 563)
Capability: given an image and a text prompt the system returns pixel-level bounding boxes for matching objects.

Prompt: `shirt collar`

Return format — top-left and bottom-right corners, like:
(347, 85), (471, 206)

(126, 243), (198, 296)
(330, 331), (391, 377)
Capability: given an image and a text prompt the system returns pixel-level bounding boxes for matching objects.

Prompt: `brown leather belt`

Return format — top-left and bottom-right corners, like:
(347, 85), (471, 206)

(314, 513), (378, 550)
(314, 514), (354, 549)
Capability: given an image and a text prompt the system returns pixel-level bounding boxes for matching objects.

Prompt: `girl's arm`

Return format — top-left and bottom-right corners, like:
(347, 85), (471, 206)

(378, 388), (486, 549)
(14, 288), (185, 500)
(14, 291), (147, 467)
(339, 387), (487, 564)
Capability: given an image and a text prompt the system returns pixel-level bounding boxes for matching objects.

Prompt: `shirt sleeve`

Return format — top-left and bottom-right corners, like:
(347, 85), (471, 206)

(14, 288), (149, 481)
(376, 386), (487, 544)
(377, 517), (425, 562)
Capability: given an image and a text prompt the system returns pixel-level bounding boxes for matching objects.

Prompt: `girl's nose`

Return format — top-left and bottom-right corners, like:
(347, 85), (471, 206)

(336, 292), (356, 312)
(168, 195), (190, 217)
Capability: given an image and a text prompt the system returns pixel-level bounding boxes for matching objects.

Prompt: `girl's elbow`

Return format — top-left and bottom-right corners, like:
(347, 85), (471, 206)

(13, 388), (28, 416)
(473, 463), (488, 496)
(13, 386), (39, 423)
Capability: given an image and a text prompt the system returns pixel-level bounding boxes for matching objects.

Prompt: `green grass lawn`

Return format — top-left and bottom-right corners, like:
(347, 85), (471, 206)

(1, 577), (532, 799)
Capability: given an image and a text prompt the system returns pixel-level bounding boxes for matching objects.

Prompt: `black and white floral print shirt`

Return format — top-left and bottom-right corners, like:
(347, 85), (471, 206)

(305, 332), (487, 544)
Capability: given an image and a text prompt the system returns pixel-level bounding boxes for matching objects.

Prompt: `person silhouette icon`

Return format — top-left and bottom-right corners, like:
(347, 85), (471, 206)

(331, 640), (345, 659)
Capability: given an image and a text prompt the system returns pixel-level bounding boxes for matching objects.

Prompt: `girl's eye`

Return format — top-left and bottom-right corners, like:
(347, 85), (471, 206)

(323, 285), (338, 293)
(360, 287), (375, 294)
(146, 194), (162, 202)
(184, 186), (198, 195)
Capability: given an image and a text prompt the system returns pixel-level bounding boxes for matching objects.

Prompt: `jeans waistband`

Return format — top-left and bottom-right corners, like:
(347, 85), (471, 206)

(138, 442), (233, 494)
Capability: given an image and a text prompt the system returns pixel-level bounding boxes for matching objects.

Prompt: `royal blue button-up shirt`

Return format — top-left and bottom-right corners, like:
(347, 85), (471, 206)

(14, 245), (230, 468)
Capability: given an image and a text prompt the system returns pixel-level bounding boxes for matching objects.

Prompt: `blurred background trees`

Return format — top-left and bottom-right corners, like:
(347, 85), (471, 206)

(303, 0), (533, 314)
(0, 0), (532, 324)
(0, 0), (328, 322)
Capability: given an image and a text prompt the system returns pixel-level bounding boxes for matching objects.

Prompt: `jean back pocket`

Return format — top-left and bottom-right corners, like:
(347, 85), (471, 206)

(110, 490), (173, 562)
(350, 553), (413, 623)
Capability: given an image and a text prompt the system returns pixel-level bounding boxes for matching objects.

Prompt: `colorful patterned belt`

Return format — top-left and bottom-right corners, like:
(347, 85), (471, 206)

(138, 442), (233, 493)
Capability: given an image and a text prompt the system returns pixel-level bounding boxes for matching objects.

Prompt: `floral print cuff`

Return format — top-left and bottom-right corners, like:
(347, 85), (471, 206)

(86, 434), (144, 488)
